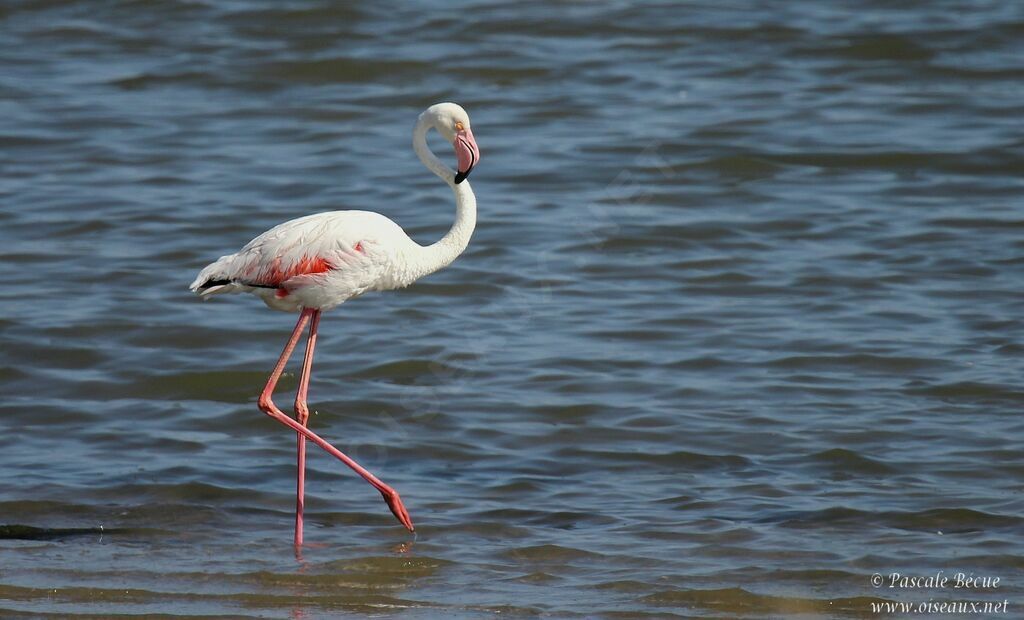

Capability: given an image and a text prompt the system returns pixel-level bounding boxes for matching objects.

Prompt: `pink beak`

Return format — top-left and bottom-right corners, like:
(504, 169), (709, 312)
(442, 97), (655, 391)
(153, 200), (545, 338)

(453, 127), (480, 184)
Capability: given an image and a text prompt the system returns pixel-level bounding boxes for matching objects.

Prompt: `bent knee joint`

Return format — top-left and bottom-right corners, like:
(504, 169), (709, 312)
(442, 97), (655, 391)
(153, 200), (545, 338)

(258, 395), (276, 413)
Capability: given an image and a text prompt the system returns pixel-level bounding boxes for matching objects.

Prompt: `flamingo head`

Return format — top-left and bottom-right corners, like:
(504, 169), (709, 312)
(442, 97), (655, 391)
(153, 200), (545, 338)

(426, 102), (480, 184)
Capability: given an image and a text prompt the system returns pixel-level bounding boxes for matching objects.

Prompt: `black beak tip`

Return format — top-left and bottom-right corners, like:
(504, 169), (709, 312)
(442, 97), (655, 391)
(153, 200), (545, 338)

(454, 170), (468, 184)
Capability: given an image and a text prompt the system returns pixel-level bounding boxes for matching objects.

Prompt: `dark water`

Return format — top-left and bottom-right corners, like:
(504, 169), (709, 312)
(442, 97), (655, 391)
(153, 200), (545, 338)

(2, 0), (1023, 617)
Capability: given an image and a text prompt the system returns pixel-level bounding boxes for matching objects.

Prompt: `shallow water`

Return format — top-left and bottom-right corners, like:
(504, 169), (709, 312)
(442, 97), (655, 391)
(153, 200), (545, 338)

(2, 0), (1023, 617)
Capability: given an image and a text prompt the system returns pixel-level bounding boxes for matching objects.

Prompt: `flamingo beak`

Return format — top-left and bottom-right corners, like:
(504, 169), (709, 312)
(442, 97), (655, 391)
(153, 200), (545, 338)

(453, 127), (480, 184)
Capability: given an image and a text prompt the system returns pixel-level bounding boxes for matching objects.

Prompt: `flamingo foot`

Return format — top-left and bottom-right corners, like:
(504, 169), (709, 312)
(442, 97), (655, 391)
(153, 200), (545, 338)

(380, 488), (415, 532)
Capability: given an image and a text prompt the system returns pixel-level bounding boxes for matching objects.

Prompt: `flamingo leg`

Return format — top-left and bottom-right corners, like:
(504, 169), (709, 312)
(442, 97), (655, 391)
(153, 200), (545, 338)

(258, 312), (414, 533)
(292, 309), (321, 546)
(260, 309), (313, 404)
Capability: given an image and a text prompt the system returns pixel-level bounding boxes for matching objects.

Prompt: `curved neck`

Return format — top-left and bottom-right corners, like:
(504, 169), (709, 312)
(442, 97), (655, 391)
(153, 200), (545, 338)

(411, 114), (477, 278)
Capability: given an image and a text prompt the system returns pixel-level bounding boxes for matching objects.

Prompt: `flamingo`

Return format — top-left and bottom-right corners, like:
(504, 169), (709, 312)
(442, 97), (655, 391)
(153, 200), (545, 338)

(189, 103), (480, 543)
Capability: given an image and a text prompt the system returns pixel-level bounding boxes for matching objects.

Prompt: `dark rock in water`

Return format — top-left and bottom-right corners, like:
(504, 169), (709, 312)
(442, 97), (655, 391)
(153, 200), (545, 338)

(0, 524), (108, 540)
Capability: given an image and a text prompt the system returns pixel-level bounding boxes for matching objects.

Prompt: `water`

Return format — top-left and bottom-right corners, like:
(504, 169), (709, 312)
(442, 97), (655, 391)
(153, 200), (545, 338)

(1, 0), (1023, 617)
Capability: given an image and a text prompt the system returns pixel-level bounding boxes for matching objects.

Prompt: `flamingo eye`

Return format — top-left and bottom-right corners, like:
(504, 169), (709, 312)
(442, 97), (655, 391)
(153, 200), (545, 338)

(454, 121), (464, 131)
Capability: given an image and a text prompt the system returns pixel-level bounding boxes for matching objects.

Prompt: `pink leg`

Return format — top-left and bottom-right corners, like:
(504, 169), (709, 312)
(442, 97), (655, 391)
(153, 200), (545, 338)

(259, 308), (312, 543)
(260, 309), (312, 414)
(293, 309), (320, 546)
(258, 311), (414, 533)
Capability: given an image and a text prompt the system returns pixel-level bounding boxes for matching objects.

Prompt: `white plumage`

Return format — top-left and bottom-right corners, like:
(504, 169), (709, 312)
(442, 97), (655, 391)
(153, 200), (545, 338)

(191, 210), (420, 312)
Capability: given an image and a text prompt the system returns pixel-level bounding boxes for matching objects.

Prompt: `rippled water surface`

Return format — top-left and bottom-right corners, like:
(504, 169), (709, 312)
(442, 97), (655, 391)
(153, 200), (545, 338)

(2, 1), (1023, 617)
